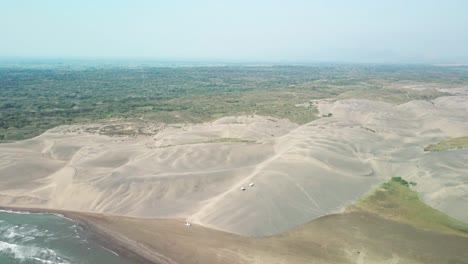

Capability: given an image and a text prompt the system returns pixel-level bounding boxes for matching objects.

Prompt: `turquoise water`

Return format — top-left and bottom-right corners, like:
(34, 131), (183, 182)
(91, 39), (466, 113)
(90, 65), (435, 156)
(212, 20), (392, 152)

(0, 210), (129, 264)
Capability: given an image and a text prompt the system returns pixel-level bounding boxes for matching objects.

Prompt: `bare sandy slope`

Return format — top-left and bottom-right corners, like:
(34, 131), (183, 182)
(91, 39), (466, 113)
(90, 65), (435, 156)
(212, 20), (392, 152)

(0, 95), (468, 236)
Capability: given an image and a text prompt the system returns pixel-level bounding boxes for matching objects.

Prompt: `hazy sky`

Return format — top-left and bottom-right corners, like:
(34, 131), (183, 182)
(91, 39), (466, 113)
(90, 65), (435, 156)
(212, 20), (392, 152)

(1, 0), (468, 63)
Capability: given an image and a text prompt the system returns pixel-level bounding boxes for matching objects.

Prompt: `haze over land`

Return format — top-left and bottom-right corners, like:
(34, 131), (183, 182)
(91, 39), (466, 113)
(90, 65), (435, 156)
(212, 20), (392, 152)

(1, 0), (468, 63)
(1, 63), (468, 263)
(2, 0), (468, 263)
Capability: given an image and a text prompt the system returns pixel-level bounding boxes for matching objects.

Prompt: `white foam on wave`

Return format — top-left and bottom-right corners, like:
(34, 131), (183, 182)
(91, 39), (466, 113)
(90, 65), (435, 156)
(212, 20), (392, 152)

(52, 213), (74, 222)
(3, 226), (23, 239)
(101, 246), (120, 256)
(0, 209), (74, 221)
(0, 209), (32, 215)
(0, 240), (69, 264)
(33, 256), (69, 264)
(0, 221), (54, 244)
(33, 257), (58, 264)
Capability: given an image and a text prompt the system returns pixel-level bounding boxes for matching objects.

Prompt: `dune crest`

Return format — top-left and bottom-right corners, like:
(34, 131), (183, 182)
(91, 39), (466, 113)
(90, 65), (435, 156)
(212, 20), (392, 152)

(1, 97), (468, 236)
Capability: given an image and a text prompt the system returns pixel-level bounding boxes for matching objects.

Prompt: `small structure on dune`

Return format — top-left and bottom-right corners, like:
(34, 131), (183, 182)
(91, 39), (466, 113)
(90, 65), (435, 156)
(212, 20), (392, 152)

(249, 183), (254, 187)
(185, 222), (191, 226)
(240, 187), (246, 191)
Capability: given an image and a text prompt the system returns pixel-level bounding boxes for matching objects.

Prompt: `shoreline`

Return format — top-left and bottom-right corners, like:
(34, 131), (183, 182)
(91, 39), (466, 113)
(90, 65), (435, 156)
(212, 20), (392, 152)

(0, 206), (161, 264)
(2, 202), (468, 264)
(0, 205), (262, 264)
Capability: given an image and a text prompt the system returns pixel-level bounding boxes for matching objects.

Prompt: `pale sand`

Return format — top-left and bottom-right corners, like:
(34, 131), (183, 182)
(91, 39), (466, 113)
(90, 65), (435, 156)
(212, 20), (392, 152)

(1, 96), (468, 238)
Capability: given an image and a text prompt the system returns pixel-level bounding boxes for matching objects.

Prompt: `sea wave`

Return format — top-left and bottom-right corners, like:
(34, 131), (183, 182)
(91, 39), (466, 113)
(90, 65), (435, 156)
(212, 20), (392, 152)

(0, 209), (75, 222)
(0, 209), (124, 263)
(0, 221), (54, 244)
(0, 240), (69, 264)
(0, 209), (33, 215)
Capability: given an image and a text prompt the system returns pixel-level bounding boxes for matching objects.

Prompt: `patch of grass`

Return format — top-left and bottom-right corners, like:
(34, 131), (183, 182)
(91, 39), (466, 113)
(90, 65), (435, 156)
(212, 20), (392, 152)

(424, 137), (468, 152)
(390, 176), (409, 186)
(348, 177), (468, 237)
(160, 137), (256, 148)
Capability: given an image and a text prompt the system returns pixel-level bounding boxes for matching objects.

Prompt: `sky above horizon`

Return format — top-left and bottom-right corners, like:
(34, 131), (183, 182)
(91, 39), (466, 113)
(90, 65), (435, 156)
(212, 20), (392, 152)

(1, 0), (468, 63)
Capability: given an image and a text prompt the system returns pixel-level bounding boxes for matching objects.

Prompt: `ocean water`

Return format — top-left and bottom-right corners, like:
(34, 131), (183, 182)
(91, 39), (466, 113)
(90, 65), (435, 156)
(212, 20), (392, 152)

(0, 210), (129, 264)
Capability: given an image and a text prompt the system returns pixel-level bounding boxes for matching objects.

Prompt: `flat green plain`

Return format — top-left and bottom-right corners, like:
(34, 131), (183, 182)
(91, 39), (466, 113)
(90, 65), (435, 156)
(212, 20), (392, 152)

(1, 64), (462, 142)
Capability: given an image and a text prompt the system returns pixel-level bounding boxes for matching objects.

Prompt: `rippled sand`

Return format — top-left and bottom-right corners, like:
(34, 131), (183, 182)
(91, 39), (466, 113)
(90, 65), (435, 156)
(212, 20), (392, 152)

(1, 95), (468, 237)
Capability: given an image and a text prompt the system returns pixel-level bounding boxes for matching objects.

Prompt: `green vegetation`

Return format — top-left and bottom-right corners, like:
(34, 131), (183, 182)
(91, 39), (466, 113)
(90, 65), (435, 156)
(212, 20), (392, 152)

(348, 177), (468, 237)
(161, 137), (256, 148)
(424, 137), (468, 152)
(337, 87), (448, 104)
(1, 63), (465, 142)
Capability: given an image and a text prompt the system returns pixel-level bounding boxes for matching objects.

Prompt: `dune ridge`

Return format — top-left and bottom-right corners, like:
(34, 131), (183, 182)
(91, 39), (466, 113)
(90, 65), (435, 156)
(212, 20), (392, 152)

(1, 96), (468, 236)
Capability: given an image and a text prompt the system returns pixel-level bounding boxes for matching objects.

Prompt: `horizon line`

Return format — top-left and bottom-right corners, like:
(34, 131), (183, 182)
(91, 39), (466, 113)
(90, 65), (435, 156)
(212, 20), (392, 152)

(1, 56), (468, 67)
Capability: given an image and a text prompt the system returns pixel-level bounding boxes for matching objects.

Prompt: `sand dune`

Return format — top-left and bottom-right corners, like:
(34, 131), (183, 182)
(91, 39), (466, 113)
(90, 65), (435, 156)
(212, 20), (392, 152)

(1, 96), (468, 236)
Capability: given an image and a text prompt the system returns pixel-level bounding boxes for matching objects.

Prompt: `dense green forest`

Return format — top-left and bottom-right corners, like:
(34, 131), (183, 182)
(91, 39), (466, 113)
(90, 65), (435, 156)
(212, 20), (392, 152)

(1, 63), (467, 141)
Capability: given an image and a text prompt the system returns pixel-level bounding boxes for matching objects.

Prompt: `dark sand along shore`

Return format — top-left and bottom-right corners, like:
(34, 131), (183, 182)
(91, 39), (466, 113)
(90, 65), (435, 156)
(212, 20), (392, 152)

(2, 206), (468, 264)
(0, 207), (157, 264)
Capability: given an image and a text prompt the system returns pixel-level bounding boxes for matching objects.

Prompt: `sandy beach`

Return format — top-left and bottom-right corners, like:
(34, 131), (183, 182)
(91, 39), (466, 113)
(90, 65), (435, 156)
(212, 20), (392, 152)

(1, 91), (468, 263)
(0, 207), (157, 263)
(2, 1), (468, 261)
(2, 205), (468, 264)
